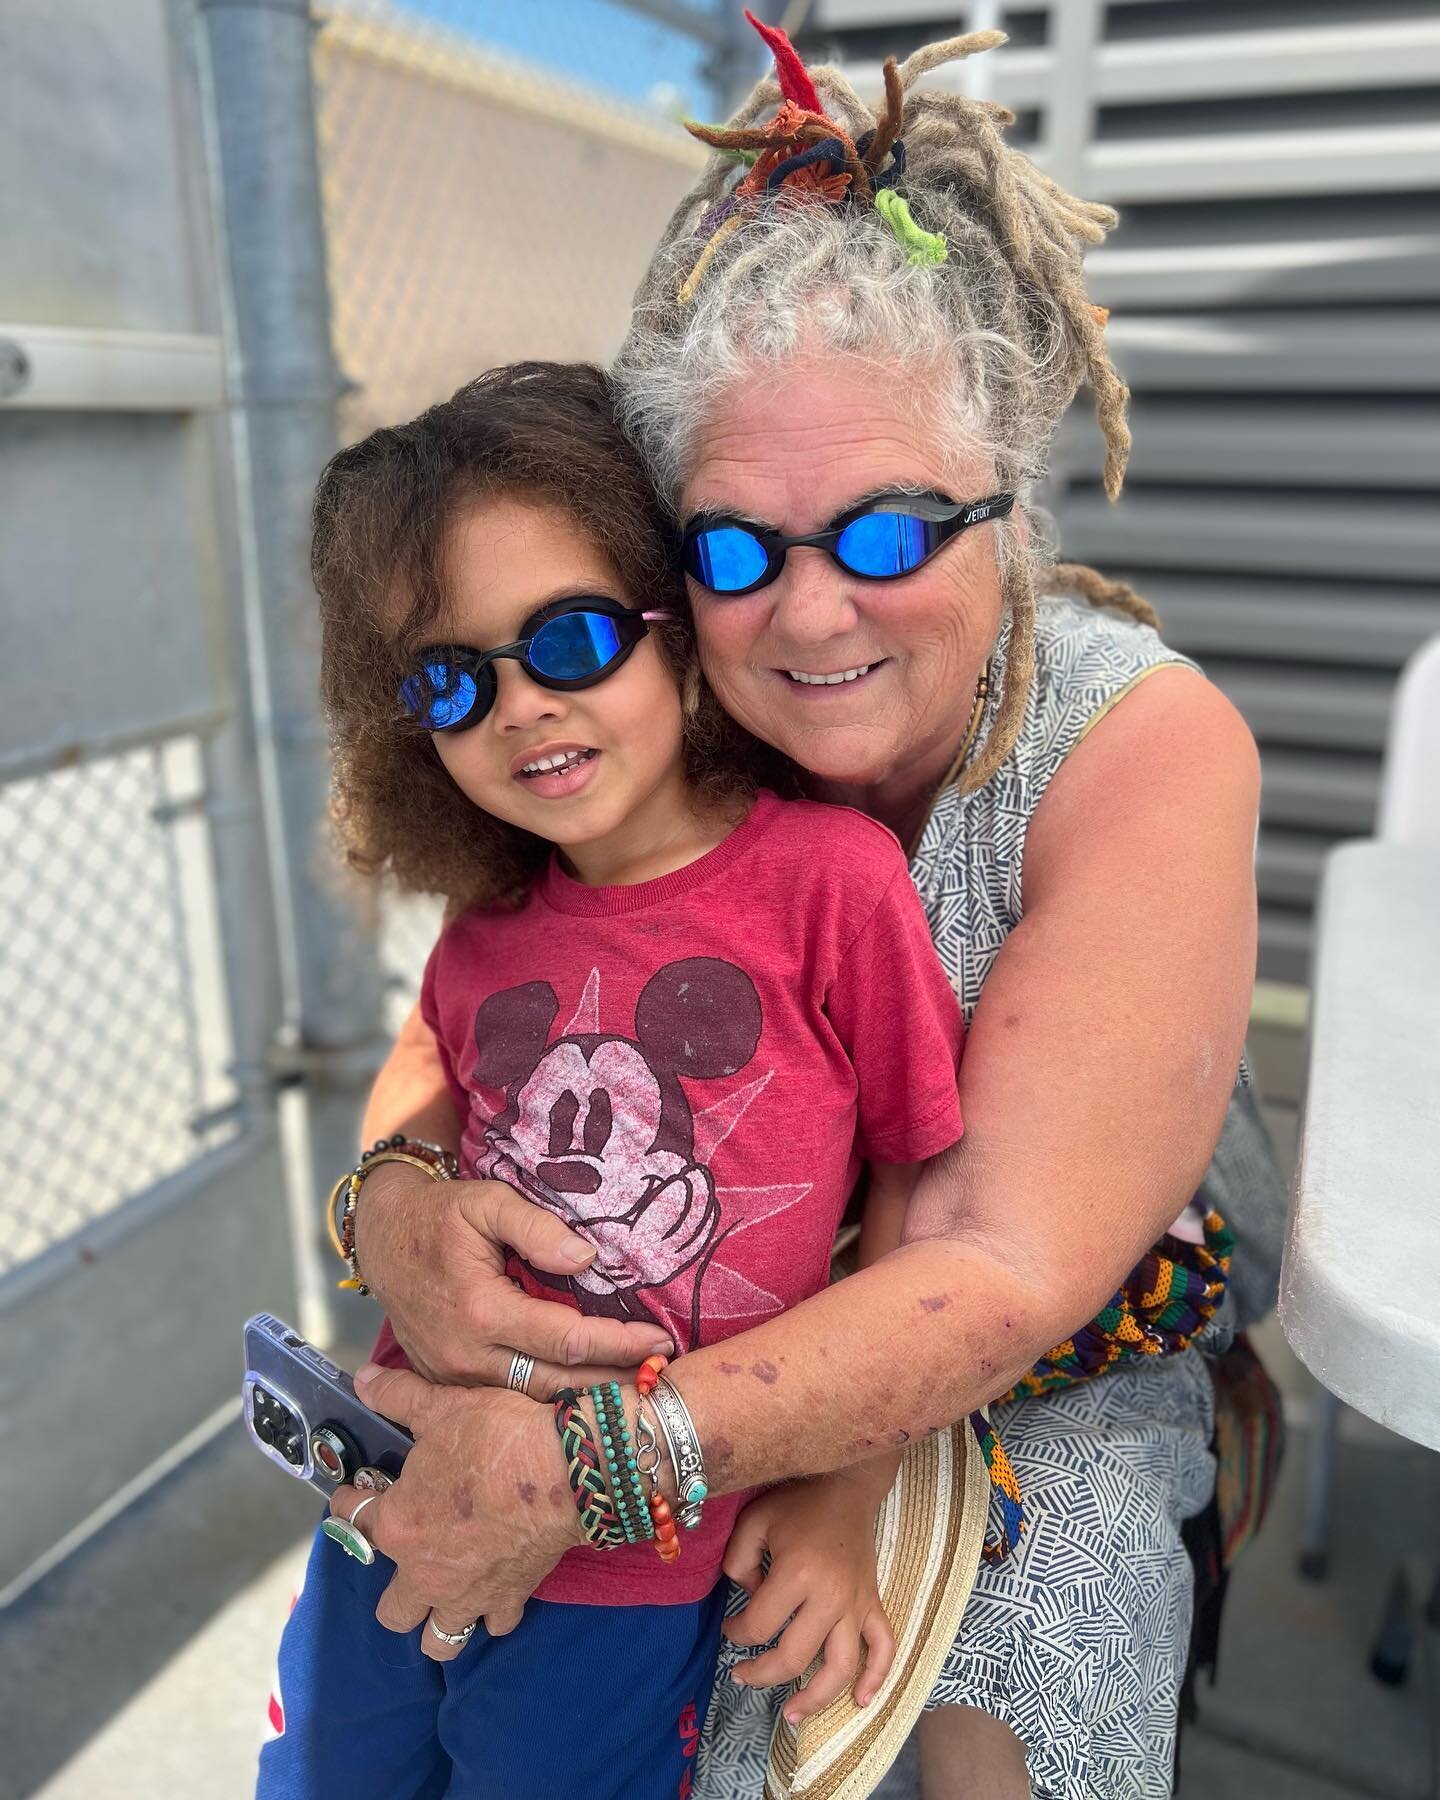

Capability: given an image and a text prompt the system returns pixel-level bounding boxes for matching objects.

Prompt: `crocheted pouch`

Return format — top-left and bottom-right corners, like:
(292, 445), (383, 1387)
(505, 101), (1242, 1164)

(1002, 1209), (1235, 1403)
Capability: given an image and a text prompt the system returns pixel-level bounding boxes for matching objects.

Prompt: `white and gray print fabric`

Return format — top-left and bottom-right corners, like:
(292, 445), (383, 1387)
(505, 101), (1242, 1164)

(695, 596), (1279, 1800)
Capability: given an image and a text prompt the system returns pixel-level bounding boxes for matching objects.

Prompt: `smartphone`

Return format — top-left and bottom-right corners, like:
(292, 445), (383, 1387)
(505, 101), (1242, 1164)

(242, 1313), (412, 1497)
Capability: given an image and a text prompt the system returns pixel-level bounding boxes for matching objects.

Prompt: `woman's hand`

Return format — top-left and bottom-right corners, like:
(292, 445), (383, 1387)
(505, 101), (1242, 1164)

(353, 1162), (675, 1390)
(329, 1362), (585, 1658)
(721, 1466), (898, 1724)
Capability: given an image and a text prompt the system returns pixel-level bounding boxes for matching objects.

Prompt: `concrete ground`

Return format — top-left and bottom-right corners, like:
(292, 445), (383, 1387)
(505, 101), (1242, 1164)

(3, 1081), (1438, 1798)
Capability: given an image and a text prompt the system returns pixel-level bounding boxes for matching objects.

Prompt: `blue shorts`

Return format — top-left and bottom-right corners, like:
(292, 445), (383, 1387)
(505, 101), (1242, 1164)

(258, 1519), (726, 1800)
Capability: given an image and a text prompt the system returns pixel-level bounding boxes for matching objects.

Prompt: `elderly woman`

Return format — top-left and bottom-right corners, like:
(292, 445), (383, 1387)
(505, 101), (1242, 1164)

(334, 22), (1281, 1800)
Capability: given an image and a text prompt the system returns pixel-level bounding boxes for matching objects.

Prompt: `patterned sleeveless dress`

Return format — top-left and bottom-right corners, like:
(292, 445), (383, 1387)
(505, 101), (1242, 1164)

(694, 595), (1285, 1800)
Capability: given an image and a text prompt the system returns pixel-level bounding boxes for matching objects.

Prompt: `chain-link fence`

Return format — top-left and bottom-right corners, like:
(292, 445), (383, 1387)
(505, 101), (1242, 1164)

(313, 2), (712, 446)
(0, 738), (238, 1274)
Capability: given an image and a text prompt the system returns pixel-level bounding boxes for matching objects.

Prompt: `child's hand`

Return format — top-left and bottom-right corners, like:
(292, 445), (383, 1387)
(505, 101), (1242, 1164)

(722, 1466), (898, 1725)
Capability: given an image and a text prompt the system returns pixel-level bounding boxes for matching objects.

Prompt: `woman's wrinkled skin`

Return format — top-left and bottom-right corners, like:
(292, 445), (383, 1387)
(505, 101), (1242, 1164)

(328, 1367), (584, 1658)
(683, 354), (1005, 842)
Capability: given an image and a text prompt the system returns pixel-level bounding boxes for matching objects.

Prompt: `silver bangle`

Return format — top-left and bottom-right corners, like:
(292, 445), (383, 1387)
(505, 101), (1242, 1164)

(647, 1374), (708, 1530)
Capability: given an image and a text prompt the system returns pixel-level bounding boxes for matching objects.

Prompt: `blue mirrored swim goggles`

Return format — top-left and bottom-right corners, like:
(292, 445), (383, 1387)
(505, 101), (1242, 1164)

(681, 490), (1015, 598)
(398, 596), (676, 734)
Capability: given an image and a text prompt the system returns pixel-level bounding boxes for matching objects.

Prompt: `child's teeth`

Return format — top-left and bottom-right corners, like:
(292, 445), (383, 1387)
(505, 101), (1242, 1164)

(522, 750), (593, 774)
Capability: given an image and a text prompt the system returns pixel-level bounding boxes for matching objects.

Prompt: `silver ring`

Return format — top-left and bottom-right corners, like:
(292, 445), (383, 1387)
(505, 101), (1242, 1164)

(428, 1617), (476, 1647)
(347, 1492), (380, 1528)
(506, 1352), (536, 1395)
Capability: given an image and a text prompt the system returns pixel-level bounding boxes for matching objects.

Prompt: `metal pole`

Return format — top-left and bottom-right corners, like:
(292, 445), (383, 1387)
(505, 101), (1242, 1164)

(705, 0), (764, 118)
(1038, 0), (1102, 526)
(197, 0), (385, 1345)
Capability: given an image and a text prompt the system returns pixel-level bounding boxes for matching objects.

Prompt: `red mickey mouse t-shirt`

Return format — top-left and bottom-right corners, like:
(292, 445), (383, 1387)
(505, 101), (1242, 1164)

(374, 790), (964, 1606)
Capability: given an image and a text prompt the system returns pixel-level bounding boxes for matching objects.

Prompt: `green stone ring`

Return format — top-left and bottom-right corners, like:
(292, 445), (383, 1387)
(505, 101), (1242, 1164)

(321, 1492), (379, 1565)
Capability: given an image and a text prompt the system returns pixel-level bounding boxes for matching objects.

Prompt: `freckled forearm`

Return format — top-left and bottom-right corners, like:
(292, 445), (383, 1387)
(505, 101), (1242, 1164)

(668, 1238), (1047, 1496)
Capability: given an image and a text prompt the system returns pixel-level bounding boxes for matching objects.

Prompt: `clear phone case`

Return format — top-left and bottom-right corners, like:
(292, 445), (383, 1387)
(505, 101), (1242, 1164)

(242, 1312), (412, 1497)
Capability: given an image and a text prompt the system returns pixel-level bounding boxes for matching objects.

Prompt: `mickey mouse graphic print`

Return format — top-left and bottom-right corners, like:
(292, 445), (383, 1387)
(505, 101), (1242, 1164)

(398, 791), (965, 1605)
(468, 955), (773, 1358)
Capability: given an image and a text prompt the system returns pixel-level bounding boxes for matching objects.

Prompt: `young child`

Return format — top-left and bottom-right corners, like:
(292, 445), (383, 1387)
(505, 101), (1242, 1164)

(258, 362), (965, 1800)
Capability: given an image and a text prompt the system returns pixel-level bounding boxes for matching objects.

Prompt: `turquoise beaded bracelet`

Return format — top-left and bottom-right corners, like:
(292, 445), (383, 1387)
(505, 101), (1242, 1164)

(589, 1381), (653, 1544)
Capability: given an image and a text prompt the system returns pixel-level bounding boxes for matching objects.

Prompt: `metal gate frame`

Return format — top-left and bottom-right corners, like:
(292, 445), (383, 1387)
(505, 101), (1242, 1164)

(0, 0), (384, 1598)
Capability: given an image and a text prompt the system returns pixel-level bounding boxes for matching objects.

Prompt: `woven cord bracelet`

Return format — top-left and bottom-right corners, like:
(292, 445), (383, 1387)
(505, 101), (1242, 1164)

(552, 1389), (625, 1548)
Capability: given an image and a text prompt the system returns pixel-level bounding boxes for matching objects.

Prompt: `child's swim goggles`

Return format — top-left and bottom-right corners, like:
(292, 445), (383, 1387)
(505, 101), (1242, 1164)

(399, 596), (676, 733)
(681, 490), (1014, 598)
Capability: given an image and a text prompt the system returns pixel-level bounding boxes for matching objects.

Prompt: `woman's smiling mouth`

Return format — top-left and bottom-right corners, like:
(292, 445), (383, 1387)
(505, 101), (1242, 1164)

(780, 660), (886, 688)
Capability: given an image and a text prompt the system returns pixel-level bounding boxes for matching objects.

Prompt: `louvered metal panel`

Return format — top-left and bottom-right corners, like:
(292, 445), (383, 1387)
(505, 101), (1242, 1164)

(843, 19), (1440, 110)
(1092, 20), (1440, 102)
(1062, 492), (1438, 583)
(1202, 663), (1394, 753)
(795, 0), (1438, 984)
(1059, 403), (1440, 487)
(1088, 190), (1440, 308)
(1257, 828), (1332, 909)
(1136, 576), (1440, 667)
(1084, 123), (1440, 202)
(1260, 751), (1380, 835)
(1103, 311), (1440, 391)
(1087, 231), (1440, 309)
(1259, 907), (1313, 986)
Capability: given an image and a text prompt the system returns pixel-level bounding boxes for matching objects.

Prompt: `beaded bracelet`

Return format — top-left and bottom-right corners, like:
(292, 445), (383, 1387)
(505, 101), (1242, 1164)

(589, 1381), (654, 1545)
(326, 1135), (458, 1296)
(635, 1399), (681, 1562)
(634, 1354), (687, 1560)
(552, 1389), (625, 1549)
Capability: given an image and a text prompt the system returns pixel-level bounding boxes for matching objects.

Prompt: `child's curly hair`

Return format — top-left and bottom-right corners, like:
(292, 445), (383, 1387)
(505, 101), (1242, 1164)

(313, 362), (775, 909)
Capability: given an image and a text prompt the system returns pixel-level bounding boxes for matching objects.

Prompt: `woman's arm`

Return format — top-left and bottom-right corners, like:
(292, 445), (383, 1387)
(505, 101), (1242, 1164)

(664, 667), (1259, 1493)
(348, 669), (1260, 1642)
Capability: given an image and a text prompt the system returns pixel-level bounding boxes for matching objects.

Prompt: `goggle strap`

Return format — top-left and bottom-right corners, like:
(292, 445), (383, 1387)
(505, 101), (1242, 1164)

(959, 496), (1011, 529)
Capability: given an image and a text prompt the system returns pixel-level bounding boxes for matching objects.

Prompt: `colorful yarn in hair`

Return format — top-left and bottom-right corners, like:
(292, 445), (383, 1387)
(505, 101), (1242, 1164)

(678, 15), (924, 302)
(875, 189), (947, 266)
(742, 7), (821, 113)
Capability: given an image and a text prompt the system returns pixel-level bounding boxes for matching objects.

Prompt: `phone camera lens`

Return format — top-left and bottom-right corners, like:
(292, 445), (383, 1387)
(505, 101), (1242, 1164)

(251, 1386), (307, 1468)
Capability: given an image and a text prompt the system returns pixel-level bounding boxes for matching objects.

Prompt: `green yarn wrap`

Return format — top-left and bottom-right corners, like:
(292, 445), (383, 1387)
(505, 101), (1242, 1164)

(874, 188), (948, 265)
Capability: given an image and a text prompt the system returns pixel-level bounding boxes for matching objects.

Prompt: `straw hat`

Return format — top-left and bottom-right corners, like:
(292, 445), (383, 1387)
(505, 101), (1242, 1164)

(763, 1418), (990, 1799)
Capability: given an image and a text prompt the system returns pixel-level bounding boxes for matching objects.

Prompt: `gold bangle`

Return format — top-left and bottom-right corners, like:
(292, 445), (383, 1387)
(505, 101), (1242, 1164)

(325, 1171), (355, 1260)
(326, 1151), (449, 1280)
(358, 1150), (450, 1185)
